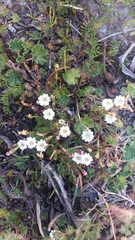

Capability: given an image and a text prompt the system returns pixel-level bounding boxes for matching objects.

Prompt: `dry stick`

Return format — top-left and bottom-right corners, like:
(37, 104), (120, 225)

(66, 20), (135, 44)
(102, 190), (135, 206)
(72, 177), (79, 208)
(88, 183), (116, 240)
(0, 169), (30, 196)
(45, 165), (77, 228)
(62, 4), (83, 10)
(48, 213), (65, 231)
(98, 27), (135, 42)
(45, 168), (65, 206)
(36, 200), (45, 237)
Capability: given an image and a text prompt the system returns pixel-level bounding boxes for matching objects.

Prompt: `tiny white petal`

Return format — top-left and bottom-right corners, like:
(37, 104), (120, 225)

(72, 152), (83, 164)
(43, 108), (55, 120)
(59, 126), (71, 138)
(102, 98), (114, 111)
(58, 119), (65, 125)
(36, 139), (48, 152)
(26, 137), (37, 149)
(38, 93), (51, 106)
(49, 230), (60, 240)
(105, 112), (117, 124)
(114, 95), (125, 107)
(18, 139), (27, 150)
(81, 129), (94, 143)
(81, 153), (93, 166)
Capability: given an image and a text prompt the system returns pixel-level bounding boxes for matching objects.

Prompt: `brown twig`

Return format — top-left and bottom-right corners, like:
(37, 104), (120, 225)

(43, 163), (77, 228)
(6, 60), (30, 81)
(0, 169), (30, 196)
(48, 213), (65, 231)
(88, 183), (117, 240)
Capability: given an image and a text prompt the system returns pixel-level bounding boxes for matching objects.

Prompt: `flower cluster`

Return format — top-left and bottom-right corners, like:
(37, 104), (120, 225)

(102, 95), (126, 124)
(72, 152), (93, 166)
(18, 137), (48, 152)
(102, 95), (125, 110)
(38, 94), (71, 137)
(37, 93), (55, 120)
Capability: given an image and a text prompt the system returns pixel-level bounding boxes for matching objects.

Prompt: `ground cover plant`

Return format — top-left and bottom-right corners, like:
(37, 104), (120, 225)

(1, 0), (135, 239)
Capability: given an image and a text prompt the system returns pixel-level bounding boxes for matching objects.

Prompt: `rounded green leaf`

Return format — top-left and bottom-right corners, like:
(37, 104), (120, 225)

(63, 68), (81, 85)
(31, 44), (48, 65)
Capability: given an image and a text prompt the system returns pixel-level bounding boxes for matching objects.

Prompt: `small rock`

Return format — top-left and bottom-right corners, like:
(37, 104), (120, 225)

(8, 23), (16, 33)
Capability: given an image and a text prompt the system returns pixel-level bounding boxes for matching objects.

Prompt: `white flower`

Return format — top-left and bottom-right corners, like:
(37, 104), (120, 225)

(81, 153), (93, 166)
(59, 125), (71, 138)
(36, 139), (48, 152)
(18, 139), (27, 150)
(102, 98), (114, 111)
(26, 137), (37, 149)
(81, 129), (94, 143)
(72, 152), (83, 164)
(114, 95), (125, 107)
(43, 108), (55, 120)
(49, 230), (56, 240)
(105, 112), (117, 124)
(38, 93), (51, 106)
(49, 230), (60, 240)
(58, 119), (65, 125)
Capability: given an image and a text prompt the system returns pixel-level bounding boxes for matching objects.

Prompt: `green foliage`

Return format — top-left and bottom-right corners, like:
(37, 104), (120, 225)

(11, 13), (20, 23)
(109, 40), (120, 57)
(1, 84), (24, 114)
(0, 53), (8, 70)
(121, 83), (135, 98)
(32, 31), (40, 40)
(31, 44), (48, 65)
(0, 229), (25, 240)
(6, 70), (23, 86)
(9, 39), (24, 53)
(74, 117), (94, 135)
(0, 5), (9, 17)
(54, 86), (70, 105)
(125, 126), (134, 135)
(63, 68), (81, 85)
(119, 218), (135, 237)
(0, 24), (8, 34)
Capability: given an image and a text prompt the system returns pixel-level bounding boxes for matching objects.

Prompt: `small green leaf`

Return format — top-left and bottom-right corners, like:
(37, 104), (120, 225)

(9, 39), (23, 53)
(0, 6), (9, 17)
(0, 40), (3, 52)
(76, 89), (83, 97)
(133, 120), (135, 130)
(63, 68), (81, 85)
(11, 13), (20, 23)
(31, 44), (48, 65)
(16, 56), (25, 63)
(124, 146), (135, 160)
(83, 86), (93, 95)
(74, 121), (84, 134)
(54, 87), (69, 105)
(81, 117), (94, 128)
(95, 88), (103, 96)
(32, 31), (40, 40)
(0, 53), (8, 70)
(6, 70), (23, 86)
(127, 84), (135, 98)
(106, 136), (117, 146)
(125, 126), (133, 135)
(120, 87), (128, 95)
(114, 119), (123, 128)
(74, 117), (94, 134)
